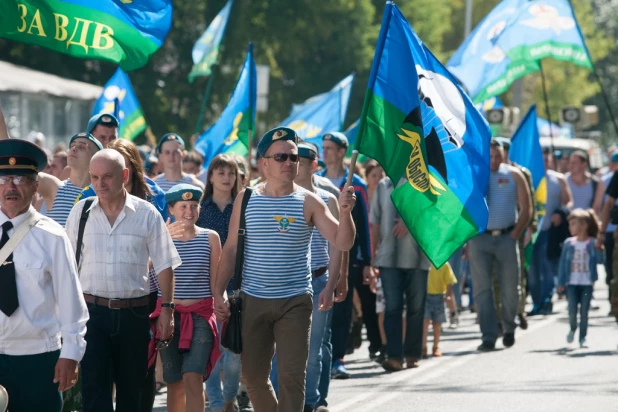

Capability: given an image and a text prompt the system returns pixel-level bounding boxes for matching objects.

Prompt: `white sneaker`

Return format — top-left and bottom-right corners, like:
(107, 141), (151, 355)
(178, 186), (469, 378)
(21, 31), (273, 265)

(580, 338), (587, 348)
(567, 330), (575, 343)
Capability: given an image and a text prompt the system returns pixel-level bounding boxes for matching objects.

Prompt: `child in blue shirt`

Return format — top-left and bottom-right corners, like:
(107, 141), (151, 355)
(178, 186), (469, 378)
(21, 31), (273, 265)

(557, 209), (604, 348)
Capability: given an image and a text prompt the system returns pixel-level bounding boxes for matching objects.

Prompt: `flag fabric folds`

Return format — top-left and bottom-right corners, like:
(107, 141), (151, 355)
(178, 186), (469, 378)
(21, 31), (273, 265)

(91, 68), (146, 141)
(281, 74), (354, 154)
(194, 43), (256, 166)
(356, 3), (491, 267)
(509, 104), (547, 219)
(448, 0), (592, 103)
(0, 0), (172, 71)
(189, 0), (233, 82)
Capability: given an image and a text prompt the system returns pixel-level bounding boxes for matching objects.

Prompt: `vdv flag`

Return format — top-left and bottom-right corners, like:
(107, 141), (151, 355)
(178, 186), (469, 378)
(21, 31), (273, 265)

(91, 68), (146, 141)
(282, 73), (354, 154)
(195, 43), (256, 165)
(356, 3), (491, 267)
(0, 0), (172, 71)
(189, 0), (233, 82)
(449, 0), (593, 103)
(509, 104), (547, 219)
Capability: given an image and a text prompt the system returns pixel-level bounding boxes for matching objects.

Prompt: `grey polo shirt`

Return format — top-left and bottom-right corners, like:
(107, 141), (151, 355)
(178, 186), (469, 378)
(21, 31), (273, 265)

(370, 178), (430, 270)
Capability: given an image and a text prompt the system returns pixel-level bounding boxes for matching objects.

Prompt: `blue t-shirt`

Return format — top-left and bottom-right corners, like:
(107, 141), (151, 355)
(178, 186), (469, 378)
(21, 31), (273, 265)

(76, 176), (168, 221)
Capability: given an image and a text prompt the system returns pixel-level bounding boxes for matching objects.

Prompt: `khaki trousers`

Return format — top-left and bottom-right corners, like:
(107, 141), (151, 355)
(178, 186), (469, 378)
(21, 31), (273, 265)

(241, 293), (313, 412)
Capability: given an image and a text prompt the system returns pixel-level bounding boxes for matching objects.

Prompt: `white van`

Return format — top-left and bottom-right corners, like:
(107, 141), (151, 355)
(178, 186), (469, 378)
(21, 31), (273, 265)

(539, 137), (605, 171)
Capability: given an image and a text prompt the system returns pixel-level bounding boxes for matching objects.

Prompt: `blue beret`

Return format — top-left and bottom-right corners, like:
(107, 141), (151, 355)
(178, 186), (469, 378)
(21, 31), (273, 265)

(157, 133), (185, 153)
(164, 183), (203, 204)
(257, 127), (299, 156)
(611, 152), (618, 163)
(322, 132), (348, 148)
(0, 138), (48, 176)
(298, 142), (318, 160)
(87, 113), (119, 134)
(493, 136), (510, 149)
(69, 132), (104, 152)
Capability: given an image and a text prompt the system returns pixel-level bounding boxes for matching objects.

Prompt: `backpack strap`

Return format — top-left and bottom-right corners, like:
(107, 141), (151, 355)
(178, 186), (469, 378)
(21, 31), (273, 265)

(232, 188), (253, 291)
(76, 199), (94, 267)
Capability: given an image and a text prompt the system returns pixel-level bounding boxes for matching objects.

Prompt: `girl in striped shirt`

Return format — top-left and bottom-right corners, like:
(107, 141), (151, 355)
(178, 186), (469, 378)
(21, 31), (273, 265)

(157, 184), (222, 412)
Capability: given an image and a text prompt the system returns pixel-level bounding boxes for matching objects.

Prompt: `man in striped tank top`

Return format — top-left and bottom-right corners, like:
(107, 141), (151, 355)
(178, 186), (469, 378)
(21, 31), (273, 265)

(154, 134), (204, 193)
(469, 140), (532, 352)
(214, 127), (357, 412)
(38, 132), (102, 227)
(566, 150), (604, 215)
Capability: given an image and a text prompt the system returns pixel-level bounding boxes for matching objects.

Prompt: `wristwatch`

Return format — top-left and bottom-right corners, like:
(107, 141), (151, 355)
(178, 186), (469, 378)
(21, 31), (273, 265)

(161, 302), (175, 310)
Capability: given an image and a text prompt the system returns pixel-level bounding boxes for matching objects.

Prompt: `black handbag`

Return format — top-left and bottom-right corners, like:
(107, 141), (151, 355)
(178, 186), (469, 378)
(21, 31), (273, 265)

(221, 188), (253, 354)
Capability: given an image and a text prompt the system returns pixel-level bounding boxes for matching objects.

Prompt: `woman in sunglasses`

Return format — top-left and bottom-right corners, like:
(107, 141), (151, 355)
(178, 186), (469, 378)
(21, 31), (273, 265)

(155, 184), (222, 412)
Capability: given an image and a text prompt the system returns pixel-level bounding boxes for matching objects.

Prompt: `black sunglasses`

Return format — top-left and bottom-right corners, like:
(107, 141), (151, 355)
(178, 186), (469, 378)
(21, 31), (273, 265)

(263, 153), (299, 163)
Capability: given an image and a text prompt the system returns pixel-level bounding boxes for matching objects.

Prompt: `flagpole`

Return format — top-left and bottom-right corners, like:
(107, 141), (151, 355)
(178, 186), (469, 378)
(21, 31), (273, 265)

(568, 0), (618, 137)
(194, 70), (216, 135)
(539, 62), (555, 154)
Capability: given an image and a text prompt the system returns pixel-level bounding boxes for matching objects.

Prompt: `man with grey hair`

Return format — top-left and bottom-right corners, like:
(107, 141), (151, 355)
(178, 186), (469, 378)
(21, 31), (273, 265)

(66, 149), (181, 411)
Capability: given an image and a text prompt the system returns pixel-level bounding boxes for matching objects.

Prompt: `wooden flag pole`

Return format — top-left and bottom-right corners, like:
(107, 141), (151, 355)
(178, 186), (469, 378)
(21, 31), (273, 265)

(342, 150), (359, 212)
(194, 70), (216, 135)
(539, 62), (555, 155)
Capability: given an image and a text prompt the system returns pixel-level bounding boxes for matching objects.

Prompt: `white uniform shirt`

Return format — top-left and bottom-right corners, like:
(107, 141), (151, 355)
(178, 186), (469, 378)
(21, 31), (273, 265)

(65, 193), (181, 299)
(0, 207), (88, 361)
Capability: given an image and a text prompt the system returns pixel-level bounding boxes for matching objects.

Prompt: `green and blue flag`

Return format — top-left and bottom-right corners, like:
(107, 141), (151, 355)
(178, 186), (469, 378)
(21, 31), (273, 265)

(91, 68), (146, 141)
(194, 43), (256, 165)
(0, 0), (172, 71)
(189, 0), (233, 82)
(356, 3), (491, 267)
(448, 0), (592, 103)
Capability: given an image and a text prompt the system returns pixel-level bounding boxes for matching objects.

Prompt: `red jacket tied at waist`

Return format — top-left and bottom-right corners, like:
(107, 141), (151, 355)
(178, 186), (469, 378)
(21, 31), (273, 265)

(148, 297), (221, 380)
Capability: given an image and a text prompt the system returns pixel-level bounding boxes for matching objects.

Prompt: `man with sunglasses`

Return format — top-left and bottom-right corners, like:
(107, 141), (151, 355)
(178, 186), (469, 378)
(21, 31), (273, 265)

(0, 139), (89, 411)
(214, 127), (357, 412)
(316, 132), (380, 378)
(37, 132), (103, 227)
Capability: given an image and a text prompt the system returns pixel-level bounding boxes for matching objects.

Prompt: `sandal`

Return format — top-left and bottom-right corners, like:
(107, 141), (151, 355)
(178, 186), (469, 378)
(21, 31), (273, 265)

(155, 381), (166, 393)
(432, 346), (442, 357)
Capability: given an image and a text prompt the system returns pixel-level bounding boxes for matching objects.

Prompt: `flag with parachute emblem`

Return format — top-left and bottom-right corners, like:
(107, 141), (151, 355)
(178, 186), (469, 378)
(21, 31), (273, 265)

(0, 0), (172, 71)
(281, 73), (354, 154)
(194, 43), (256, 165)
(91, 68), (146, 141)
(355, 3), (491, 267)
(508, 104), (547, 221)
(189, 0), (233, 82)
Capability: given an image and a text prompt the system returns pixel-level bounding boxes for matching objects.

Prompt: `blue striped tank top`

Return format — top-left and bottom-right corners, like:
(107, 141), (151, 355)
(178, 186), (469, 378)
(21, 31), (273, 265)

(242, 188), (313, 299)
(487, 163), (518, 230)
(566, 173), (594, 210)
(310, 188), (331, 273)
(46, 179), (84, 227)
(157, 228), (212, 299)
(154, 174), (193, 193)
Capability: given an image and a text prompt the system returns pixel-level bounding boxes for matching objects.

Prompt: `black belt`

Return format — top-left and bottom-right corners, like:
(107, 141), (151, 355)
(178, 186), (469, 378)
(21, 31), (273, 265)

(83, 293), (150, 310)
(485, 225), (515, 237)
(312, 267), (327, 278)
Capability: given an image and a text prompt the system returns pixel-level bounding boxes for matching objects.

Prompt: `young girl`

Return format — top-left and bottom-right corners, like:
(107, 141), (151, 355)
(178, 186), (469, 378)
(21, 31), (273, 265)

(557, 208), (604, 348)
(156, 184), (222, 412)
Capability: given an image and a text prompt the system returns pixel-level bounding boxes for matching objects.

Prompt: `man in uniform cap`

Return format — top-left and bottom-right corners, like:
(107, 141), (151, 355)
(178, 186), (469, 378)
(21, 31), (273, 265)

(87, 113), (119, 149)
(154, 133), (204, 192)
(214, 127), (357, 412)
(0, 139), (89, 411)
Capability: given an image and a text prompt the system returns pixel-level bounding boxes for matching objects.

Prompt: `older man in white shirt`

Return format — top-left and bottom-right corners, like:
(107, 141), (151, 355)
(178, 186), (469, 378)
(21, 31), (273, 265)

(0, 139), (88, 412)
(66, 149), (181, 412)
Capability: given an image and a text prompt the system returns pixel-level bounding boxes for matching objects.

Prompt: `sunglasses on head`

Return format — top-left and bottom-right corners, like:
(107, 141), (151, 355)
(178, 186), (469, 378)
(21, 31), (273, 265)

(263, 153), (299, 163)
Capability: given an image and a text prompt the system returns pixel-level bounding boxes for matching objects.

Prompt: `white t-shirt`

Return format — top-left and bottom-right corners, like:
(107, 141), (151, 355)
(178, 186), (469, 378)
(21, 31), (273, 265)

(569, 240), (592, 285)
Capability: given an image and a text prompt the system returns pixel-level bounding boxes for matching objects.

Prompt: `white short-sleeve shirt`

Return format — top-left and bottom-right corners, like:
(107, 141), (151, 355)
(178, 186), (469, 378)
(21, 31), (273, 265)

(66, 193), (181, 299)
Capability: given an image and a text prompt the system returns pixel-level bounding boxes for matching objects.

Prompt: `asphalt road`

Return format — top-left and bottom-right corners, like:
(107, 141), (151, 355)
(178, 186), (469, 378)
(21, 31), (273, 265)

(154, 274), (618, 412)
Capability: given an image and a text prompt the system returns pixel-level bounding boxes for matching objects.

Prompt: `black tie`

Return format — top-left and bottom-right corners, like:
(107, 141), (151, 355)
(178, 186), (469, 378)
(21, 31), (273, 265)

(0, 221), (19, 317)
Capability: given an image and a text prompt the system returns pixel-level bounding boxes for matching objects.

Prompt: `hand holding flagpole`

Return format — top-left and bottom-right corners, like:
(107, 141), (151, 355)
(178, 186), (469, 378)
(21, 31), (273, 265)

(340, 150), (359, 212)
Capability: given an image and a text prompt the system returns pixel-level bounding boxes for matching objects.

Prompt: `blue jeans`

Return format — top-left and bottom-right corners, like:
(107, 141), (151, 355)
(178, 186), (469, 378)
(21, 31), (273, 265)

(449, 248), (464, 308)
(566, 285), (593, 340)
(379, 267), (428, 361)
(205, 323), (242, 410)
(317, 308), (333, 407)
(270, 277), (331, 408)
(528, 230), (558, 309)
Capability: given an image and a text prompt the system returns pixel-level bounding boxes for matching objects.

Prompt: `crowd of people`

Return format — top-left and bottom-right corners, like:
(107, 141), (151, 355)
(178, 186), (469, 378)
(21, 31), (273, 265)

(0, 109), (617, 412)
